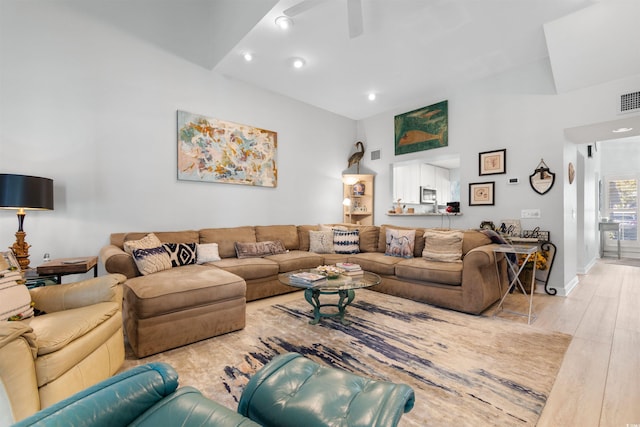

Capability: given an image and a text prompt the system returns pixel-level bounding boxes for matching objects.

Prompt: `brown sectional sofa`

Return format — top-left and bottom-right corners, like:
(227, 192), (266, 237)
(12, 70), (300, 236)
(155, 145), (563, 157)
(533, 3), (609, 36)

(100, 224), (507, 357)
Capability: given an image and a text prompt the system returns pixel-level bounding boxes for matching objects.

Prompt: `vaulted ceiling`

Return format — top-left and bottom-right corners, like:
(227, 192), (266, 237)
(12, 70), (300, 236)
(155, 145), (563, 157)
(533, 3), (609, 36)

(70, 0), (640, 122)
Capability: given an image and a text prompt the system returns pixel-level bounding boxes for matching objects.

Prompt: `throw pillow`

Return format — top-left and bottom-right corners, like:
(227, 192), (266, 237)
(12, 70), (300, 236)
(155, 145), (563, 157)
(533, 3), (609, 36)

(197, 243), (221, 264)
(385, 228), (416, 258)
(235, 240), (287, 259)
(333, 230), (360, 254)
(423, 229), (464, 262)
(132, 246), (172, 275)
(309, 230), (335, 254)
(162, 243), (197, 267)
(0, 270), (34, 321)
(123, 233), (163, 255)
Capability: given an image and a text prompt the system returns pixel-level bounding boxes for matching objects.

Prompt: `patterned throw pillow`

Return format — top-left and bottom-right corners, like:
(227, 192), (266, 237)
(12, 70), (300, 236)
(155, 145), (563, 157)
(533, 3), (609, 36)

(423, 229), (464, 262)
(309, 230), (335, 254)
(197, 243), (221, 264)
(0, 270), (34, 321)
(162, 243), (197, 267)
(235, 240), (287, 259)
(123, 233), (163, 255)
(132, 246), (172, 275)
(333, 230), (360, 254)
(385, 228), (416, 258)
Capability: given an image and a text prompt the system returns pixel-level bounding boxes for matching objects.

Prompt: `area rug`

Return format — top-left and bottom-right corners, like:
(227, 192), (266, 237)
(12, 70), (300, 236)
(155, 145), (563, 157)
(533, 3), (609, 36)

(121, 290), (571, 426)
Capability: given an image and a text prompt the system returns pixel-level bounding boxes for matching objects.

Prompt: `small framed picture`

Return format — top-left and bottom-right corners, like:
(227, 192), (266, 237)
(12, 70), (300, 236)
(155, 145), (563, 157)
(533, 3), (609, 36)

(469, 182), (495, 206)
(479, 149), (506, 175)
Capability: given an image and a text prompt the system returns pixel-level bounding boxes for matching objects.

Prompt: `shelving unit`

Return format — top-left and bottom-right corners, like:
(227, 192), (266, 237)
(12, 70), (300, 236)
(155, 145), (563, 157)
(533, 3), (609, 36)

(343, 174), (374, 225)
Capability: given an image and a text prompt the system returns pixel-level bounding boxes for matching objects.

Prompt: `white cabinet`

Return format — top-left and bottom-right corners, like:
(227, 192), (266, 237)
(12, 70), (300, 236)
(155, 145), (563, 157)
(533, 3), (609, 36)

(393, 164), (420, 204)
(393, 162), (450, 205)
(434, 167), (451, 204)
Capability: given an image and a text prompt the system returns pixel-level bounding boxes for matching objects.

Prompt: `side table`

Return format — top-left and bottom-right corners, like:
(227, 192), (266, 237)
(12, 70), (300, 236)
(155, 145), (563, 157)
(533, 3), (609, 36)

(35, 256), (98, 284)
(493, 245), (538, 324)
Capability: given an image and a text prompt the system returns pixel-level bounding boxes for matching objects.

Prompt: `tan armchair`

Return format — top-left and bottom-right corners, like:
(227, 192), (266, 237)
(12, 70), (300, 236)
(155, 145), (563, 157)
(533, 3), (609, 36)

(0, 274), (125, 422)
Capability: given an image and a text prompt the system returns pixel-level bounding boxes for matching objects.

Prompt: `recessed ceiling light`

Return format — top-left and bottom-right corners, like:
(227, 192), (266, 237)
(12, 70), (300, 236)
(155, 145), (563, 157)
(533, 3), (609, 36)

(368, 93), (376, 101)
(243, 52), (253, 62)
(275, 16), (293, 30)
(292, 58), (306, 69)
(612, 127), (633, 133)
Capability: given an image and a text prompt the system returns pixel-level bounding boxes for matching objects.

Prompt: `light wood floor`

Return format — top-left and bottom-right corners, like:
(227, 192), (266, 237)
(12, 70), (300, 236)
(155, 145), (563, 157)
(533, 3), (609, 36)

(249, 260), (639, 426)
(529, 260), (640, 427)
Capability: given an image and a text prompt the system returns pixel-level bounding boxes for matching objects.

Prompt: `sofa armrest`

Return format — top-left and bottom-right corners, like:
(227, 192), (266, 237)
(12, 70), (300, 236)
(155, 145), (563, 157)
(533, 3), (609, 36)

(0, 322), (39, 422)
(100, 244), (140, 278)
(461, 244), (507, 314)
(13, 363), (178, 427)
(29, 274), (125, 314)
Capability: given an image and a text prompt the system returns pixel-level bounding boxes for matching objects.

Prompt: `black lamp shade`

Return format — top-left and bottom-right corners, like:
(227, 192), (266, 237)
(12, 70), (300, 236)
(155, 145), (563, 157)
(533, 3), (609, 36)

(0, 174), (54, 210)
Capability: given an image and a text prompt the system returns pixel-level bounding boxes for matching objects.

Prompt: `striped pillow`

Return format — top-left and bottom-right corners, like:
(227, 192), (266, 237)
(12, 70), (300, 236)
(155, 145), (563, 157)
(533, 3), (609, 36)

(422, 229), (464, 262)
(0, 271), (34, 321)
(333, 230), (360, 254)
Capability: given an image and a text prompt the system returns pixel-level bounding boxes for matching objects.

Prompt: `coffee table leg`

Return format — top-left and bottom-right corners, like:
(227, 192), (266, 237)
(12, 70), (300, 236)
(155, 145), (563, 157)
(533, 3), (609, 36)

(337, 289), (356, 325)
(304, 288), (321, 325)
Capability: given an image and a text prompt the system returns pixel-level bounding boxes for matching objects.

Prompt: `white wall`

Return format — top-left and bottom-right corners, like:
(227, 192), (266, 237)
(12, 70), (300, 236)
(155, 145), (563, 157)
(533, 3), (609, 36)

(0, 2), (356, 272)
(358, 58), (640, 294)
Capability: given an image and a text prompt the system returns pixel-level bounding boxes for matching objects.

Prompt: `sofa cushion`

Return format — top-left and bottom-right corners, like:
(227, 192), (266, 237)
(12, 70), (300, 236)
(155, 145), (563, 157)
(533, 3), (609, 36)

(265, 251), (324, 273)
(209, 258), (280, 280)
(462, 230), (492, 255)
(348, 252), (403, 276)
(384, 228), (416, 258)
(395, 258), (463, 286)
(25, 302), (120, 356)
(255, 225), (299, 250)
(334, 230), (360, 254)
(350, 225), (379, 253)
(132, 247), (173, 276)
(199, 226), (257, 259)
(122, 231), (199, 251)
(235, 240), (287, 258)
(377, 225), (425, 257)
(297, 225), (321, 251)
(423, 229), (464, 262)
(309, 230), (334, 254)
(124, 264), (245, 319)
(162, 243), (197, 267)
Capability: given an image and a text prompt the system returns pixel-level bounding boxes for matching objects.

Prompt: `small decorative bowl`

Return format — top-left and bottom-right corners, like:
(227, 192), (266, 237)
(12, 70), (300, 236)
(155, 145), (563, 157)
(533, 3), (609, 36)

(316, 265), (345, 279)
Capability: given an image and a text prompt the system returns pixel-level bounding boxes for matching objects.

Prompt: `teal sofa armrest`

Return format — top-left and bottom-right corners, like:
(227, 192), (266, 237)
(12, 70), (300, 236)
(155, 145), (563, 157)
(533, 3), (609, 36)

(13, 363), (178, 427)
(130, 387), (260, 427)
(238, 352), (415, 427)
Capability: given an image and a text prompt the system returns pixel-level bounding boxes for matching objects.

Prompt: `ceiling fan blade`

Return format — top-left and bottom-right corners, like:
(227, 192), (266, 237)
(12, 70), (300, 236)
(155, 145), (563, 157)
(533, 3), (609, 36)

(283, 0), (327, 17)
(347, 0), (363, 38)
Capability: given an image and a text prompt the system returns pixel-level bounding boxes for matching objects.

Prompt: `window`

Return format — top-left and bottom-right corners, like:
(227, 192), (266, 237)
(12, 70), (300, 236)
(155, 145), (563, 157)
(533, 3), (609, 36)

(605, 177), (638, 242)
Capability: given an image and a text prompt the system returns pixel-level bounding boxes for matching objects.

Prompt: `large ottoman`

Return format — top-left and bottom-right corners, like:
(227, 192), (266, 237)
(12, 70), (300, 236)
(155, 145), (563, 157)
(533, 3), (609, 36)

(122, 264), (246, 358)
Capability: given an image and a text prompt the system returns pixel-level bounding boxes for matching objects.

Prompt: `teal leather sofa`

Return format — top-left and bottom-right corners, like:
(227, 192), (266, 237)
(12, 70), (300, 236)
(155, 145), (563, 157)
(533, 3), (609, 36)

(12, 353), (415, 427)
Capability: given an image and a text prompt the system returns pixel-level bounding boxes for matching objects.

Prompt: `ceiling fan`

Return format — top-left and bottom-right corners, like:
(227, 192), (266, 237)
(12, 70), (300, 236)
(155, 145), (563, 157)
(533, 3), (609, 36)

(283, 0), (364, 39)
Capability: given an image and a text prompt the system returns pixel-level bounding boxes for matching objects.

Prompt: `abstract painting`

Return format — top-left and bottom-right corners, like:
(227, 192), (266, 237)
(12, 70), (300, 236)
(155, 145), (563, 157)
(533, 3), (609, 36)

(394, 100), (448, 155)
(177, 110), (277, 187)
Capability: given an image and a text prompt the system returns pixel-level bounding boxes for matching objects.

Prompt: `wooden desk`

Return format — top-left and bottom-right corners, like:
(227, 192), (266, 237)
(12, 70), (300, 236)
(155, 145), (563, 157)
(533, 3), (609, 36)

(36, 256), (98, 283)
(599, 222), (621, 259)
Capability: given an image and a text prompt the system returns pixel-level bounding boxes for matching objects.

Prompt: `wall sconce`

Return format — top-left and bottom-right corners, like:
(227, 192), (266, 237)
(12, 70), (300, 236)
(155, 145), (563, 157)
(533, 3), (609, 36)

(0, 174), (54, 270)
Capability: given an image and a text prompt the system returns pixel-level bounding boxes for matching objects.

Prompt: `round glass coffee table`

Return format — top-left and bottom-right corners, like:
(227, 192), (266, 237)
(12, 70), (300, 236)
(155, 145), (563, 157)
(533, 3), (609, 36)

(279, 269), (381, 325)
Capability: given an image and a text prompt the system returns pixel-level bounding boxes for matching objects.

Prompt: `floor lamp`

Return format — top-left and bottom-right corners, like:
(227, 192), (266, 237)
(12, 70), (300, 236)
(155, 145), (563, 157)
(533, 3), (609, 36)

(0, 174), (54, 270)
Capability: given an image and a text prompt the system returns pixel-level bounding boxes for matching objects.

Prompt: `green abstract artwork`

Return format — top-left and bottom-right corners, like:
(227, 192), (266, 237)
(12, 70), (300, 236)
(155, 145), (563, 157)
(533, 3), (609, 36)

(394, 100), (448, 155)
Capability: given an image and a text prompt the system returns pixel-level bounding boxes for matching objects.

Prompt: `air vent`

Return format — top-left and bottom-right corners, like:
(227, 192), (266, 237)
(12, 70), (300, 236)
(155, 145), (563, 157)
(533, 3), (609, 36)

(370, 150), (380, 160)
(619, 91), (640, 114)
